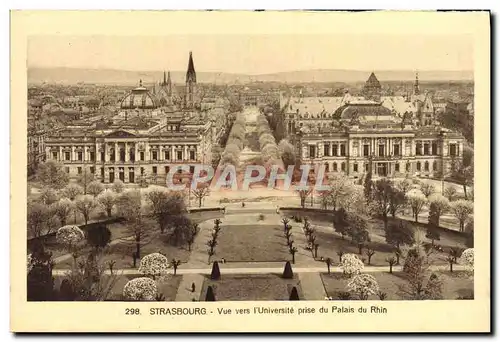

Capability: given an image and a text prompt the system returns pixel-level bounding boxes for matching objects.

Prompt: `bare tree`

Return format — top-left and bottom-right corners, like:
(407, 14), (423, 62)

(191, 185), (211, 208)
(75, 195), (98, 227)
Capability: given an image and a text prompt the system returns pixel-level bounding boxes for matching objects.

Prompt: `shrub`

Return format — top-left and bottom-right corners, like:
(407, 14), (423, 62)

(283, 261), (294, 279)
(211, 261), (221, 280)
(339, 253), (364, 277)
(289, 287), (300, 300)
(138, 253), (170, 278)
(205, 286), (216, 301)
(122, 277), (157, 301)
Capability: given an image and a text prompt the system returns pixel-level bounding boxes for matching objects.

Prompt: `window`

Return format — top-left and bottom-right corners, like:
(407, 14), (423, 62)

(65, 152), (70, 161)
(152, 151), (158, 161)
(378, 144), (385, 157)
(353, 163), (358, 172)
(324, 163), (329, 172)
(340, 144), (346, 156)
(65, 167), (70, 173)
(416, 162), (421, 171)
(424, 161), (429, 172)
(395, 163), (400, 172)
(110, 151), (115, 162)
(152, 166), (157, 175)
(52, 152), (57, 160)
(164, 150), (170, 160)
(101, 152), (105, 161)
(433, 161), (438, 171)
(165, 166), (170, 174)
(416, 142), (422, 156)
(449, 143), (457, 156)
(141, 167), (145, 175)
(120, 149), (125, 162)
(333, 162), (337, 172)
(332, 144), (338, 156)
(77, 167), (82, 174)
(365, 163), (369, 172)
(189, 166), (195, 174)
(190, 151), (196, 161)
(90, 152), (95, 161)
(363, 144), (370, 157)
(140, 152), (145, 161)
(341, 162), (346, 172)
(177, 151), (183, 160)
(393, 144), (400, 156)
(309, 145), (316, 158)
(323, 144), (330, 157)
(77, 152), (83, 161)
(424, 143), (430, 155)
(432, 142), (438, 155)
(406, 162), (411, 172)
(90, 166), (95, 174)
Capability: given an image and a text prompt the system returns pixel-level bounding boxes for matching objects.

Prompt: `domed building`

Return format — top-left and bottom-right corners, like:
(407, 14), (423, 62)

(119, 80), (160, 110)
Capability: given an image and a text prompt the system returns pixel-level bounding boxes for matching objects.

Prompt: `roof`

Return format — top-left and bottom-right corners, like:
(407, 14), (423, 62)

(333, 102), (394, 120)
(364, 72), (382, 89)
(119, 81), (160, 110)
(186, 51), (196, 83)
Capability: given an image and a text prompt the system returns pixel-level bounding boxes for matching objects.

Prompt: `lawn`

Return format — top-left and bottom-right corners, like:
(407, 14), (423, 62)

(200, 274), (303, 301)
(216, 224), (289, 262)
(53, 274), (183, 301)
(282, 210), (468, 267)
(51, 210), (223, 269)
(320, 271), (473, 300)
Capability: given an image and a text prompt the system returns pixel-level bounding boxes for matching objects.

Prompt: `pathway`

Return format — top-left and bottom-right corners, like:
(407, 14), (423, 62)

(298, 273), (327, 300)
(52, 264), (466, 276)
(175, 273), (205, 302)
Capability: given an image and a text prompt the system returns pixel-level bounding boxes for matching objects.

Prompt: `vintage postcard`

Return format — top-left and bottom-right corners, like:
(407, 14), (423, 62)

(11, 10), (490, 332)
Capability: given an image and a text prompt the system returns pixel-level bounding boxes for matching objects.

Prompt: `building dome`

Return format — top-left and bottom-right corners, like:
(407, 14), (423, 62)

(333, 102), (393, 120)
(119, 80), (160, 110)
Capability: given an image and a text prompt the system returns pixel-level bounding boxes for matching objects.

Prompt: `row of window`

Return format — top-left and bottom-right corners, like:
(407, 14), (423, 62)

(68, 165), (198, 176)
(53, 150), (197, 162)
(321, 160), (440, 173)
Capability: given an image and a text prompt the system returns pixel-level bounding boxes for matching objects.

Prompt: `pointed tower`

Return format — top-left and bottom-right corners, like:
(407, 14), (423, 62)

(362, 72), (382, 102)
(166, 71), (172, 97)
(160, 70), (167, 87)
(413, 71), (420, 96)
(185, 51), (197, 108)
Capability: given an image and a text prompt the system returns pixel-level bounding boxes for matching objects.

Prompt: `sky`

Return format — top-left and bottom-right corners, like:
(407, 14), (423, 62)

(27, 34), (473, 74)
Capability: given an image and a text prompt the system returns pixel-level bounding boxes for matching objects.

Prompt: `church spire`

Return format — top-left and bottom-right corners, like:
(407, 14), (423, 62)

(186, 51), (196, 83)
(162, 70), (167, 86)
(166, 71), (172, 96)
(414, 71), (420, 96)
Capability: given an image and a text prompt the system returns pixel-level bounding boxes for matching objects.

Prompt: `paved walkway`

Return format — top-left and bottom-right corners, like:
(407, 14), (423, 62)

(298, 272), (327, 300)
(52, 264), (466, 276)
(175, 273), (205, 302)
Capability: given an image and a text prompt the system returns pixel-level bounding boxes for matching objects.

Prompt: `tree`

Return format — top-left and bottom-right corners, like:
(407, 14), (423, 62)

(289, 246), (298, 264)
(399, 243), (432, 300)
(283, 261), (294, 279)
(205, 286), (216, 301)
(450, 146), (474, 199)
(111, 180), (125, 193)
(296, 188), (312, 208)
(423, 273), (443, 300)
(86, 224), (112, 251)
(419, 183), (435, 198)
(371, 179), (393, 230)
(325, 257), (333, 274)
(365, 247), (376, 265)
(115, 191), (150, 259)
(62, 183), (83, 201)
(460, 248), (474, 274)
(450, 200), (474, 232)
(75, 195), (97, 226)
(363, 169), (372, 201)
(407, 189), (427, 223)
(385, 220), (415, 264)
(339, 254), (364, 277)
(211, 261), (221, 280)
(333, 208), (350, 239)
(27, 262), (55, 301)
(139, 253), (169, 279)
(145, 190), (187, 234)
(186, 223), (199, 252)
(97, 190), (116, 217)
(123, 277), (157, 301)
(87, 181), (105, 198)
(278, 139), (297, 169)
(39, 187), (60, 205)
(27, 202), (55, 238)
(191, 185), (211, 208)
(77, 170), (94, 195)
(444, 185), (458, 202)
(388, 188), (406, 218)
(385, 256), (397, 273)
(347, 274), (380, 300)
(52, 198), (74, 227)
(206, 238), (217, 263)
(346, 212), (370, 254)
(396, 179), (412, 196)
(425, 225), (440, 246)
(428, 194), (450, 227)
(35, 160), (69, 189)
(289, 287), (300, 300)
(171, 259), (181, 276)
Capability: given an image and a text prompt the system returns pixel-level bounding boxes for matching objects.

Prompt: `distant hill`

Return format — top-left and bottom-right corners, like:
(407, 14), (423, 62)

(27, 67), (474, 85)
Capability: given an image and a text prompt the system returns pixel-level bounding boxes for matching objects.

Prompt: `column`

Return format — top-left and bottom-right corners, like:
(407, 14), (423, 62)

(125, 143), (130, 162)
(184, 145), (188, 161)
(59, 146), (63, 162)
(171, 145), (175, 161)
(71, 146), (75, 161)
(159, 146), (163, 161)
(145, 142), (150, 161)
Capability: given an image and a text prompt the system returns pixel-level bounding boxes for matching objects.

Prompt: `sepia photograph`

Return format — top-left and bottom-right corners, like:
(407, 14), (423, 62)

(11, 10), (491, 332)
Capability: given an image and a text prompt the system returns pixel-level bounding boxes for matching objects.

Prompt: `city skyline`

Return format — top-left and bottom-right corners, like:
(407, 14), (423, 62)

(28, 34), (473, 75)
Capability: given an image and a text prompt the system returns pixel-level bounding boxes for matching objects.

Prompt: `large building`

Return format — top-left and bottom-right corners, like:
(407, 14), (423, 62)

(43, 52), (230, 185)
(281, 72), (465, 179)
